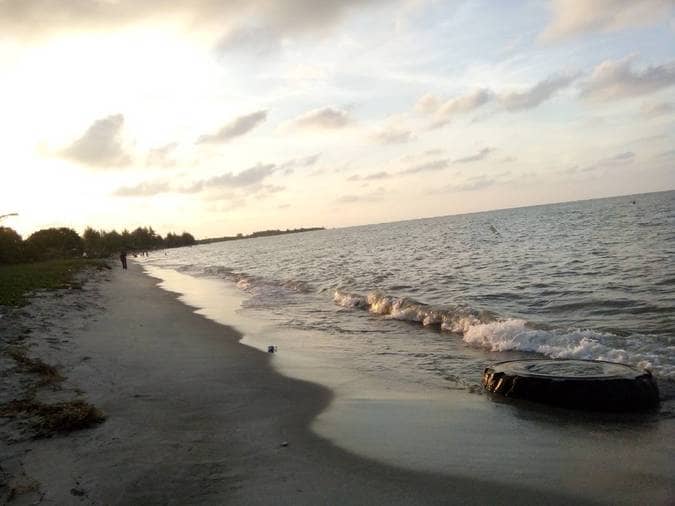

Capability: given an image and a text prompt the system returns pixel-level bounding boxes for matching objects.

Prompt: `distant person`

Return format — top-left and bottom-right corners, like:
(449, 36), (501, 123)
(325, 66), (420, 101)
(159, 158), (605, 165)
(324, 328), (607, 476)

(120, 250), (128, 270)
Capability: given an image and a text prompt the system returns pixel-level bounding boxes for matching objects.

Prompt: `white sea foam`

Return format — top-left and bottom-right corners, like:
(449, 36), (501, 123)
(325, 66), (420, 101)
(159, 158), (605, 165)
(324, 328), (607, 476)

(334, 289), (675, 379)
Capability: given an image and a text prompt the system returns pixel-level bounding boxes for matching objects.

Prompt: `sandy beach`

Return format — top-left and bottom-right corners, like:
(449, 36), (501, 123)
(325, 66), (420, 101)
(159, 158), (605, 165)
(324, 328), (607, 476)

(0, 261), (607, 505)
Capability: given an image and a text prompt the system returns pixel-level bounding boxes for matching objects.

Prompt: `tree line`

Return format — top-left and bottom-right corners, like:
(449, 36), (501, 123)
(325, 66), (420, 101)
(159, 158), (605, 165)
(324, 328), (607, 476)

(0, 226), (196, 264)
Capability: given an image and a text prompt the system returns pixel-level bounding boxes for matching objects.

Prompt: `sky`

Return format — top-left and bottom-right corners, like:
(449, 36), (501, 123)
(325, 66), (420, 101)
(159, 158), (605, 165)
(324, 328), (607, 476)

(0, 0), (674, 239)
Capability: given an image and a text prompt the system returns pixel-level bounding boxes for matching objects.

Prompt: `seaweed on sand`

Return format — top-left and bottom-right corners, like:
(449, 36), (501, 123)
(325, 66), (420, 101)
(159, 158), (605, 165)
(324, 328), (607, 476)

(0, 399), (105, 437)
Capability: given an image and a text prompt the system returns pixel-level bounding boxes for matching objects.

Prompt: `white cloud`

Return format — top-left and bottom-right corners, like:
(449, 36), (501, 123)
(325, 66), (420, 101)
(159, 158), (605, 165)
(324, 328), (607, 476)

(113, 180), (170, 197)
(640, 101), (674, 118)
(146, 142), (178, 168)
(335, 187), (386, 203)
(399, 158), (452, 175)
(581, 57), (675, 101)
(60, 114), (131, 169)
(581, 151), (636, 172)
(197, 110), (268, 144)
(371, 125), (415, 145)
(443, 176), (495, 193)
(286, 107), (352, 130)
(498, 74), (577, 111)
(541, 0), (673, 41)
(347, 171), (390, 181)
(278, 153), (321, 174)
(192, 163), (277, 191)
(415, 94), (442, 114)
(1, 0), (385, 45)
(417, 89), (493, 127)
(453, 147), (494, 164)
(436, 89), (493, 118)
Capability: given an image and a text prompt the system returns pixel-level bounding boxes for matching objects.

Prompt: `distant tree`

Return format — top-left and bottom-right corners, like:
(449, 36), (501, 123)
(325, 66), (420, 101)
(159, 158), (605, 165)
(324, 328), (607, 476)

(83, 227), (105, 258)
(102, 230), (123, 255)
(0, 227), (23, 264)
(180, 232), (196, 246)
(120, 229), (131, 249)
(129, 226), (163, 251)
(24, 227), (83, 261)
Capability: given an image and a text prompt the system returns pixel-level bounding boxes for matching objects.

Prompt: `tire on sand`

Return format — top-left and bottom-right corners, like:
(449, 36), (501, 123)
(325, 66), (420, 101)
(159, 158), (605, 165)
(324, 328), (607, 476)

(482, 359), (660, 412)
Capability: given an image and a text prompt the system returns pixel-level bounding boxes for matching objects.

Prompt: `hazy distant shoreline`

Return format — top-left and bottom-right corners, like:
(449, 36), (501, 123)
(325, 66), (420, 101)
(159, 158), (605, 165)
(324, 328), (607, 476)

(197, 227), (325, 245)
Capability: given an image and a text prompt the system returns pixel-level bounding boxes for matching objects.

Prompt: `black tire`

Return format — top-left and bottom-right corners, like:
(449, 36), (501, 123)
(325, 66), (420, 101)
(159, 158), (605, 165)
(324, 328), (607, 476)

(482, 359), (660, 412)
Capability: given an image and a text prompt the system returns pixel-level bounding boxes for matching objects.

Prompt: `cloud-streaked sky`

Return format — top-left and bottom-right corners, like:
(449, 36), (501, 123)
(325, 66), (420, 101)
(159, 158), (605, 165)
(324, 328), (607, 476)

(1, 0), (673, 238)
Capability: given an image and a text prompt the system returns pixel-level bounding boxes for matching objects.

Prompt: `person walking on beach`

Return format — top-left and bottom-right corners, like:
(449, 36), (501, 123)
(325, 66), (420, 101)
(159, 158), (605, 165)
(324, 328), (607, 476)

(119, 250), (128, 270)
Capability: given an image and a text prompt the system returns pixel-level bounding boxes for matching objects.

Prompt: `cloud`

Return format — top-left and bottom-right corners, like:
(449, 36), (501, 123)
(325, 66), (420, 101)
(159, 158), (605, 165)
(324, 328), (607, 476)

(443, 176), (495, 193)
(335, 187), (386, 203)
(417, 76), (574, 123)
(113, 180), (170, 197)
(498, 74), (577, 111)
(581, 151), (635, 172)
(190, 163), (277, 191)
(454, 147), (494, 164)
(278, 153), (321, 174)
(417, 89), (493, 126)
(197, 110), (268, 144)
(146, 142), (178, 168)
(415, 94), (442, 114)
(1, 0), (384, 45)
(435, 89), (493, 119)
(347, 171), (390, 181)
(286, 107), (352, 130)
(640, 101), (674, 118)
(371, 126), (415, 145)
(60, 114), (131, 168)
(580, 57), (675, 101)
(399, 158), (452, 175)
(540, 0), (673, 41)
(117, 162), (278, 197)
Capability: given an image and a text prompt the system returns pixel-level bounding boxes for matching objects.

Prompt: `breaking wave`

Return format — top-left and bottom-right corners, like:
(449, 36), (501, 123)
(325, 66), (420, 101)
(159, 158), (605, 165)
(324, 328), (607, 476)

(334, 289), (674, 379)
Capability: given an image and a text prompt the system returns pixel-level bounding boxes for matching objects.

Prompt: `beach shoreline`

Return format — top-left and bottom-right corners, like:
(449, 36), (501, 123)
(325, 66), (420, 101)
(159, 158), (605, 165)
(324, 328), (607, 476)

(0, 260), (598, 505)
(2, 261), (671, 504)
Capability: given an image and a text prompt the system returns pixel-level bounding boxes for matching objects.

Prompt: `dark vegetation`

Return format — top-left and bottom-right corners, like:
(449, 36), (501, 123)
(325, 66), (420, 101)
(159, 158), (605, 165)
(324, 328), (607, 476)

(0, 259), (108, 306)
(1, 345), (106, 438)
(198, 226), (324, 245)
(0, 225), (195, 265)
(0, 399), (105, 437)
(6, 347), (64, 386)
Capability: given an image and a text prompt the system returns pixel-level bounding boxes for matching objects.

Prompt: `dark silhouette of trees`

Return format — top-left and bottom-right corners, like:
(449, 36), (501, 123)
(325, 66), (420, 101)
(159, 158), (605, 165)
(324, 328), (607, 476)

(24, 228), (83, 262)
(164, 232), (196, 248)
(0, 225), (197, 265)
(0, 227), (23, 264)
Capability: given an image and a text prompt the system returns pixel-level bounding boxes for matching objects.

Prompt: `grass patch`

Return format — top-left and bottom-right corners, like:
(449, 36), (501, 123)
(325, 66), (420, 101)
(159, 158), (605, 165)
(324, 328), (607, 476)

(0, 399), (106, 437)
(0, 259), (109, 306)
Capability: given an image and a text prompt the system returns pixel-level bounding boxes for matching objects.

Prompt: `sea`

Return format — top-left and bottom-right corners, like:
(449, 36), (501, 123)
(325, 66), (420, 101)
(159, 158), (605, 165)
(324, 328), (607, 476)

(138, 192), (675, 504)
(141, 191), (675, 392)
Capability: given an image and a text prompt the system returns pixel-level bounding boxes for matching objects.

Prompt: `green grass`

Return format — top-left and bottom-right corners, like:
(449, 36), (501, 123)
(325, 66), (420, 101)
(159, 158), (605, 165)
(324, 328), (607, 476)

(0, 259), (109, 306)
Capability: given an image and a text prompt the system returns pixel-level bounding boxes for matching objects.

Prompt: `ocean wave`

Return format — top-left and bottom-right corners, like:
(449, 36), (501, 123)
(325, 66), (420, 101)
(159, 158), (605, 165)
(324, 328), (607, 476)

(334, 289), (674, 379)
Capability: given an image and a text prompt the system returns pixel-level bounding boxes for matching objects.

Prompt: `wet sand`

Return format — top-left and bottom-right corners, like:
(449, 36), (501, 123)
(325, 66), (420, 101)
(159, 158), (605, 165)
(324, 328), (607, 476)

(0, 262), (634, 504)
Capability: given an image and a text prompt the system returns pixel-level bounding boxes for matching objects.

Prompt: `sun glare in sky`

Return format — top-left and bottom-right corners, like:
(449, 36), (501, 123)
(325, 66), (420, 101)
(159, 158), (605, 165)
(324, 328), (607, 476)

(1, 0), (673, 238)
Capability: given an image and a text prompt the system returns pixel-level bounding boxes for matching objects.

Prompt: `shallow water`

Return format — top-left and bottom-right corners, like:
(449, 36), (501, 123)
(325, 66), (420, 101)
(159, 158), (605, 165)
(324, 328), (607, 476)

(142, 191), (675, 391)
(140, 192), (675, 504)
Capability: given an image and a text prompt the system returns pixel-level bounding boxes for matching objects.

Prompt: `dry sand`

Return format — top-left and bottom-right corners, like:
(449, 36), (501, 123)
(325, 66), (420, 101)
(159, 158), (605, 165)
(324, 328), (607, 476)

(1, 262), (597, 505)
